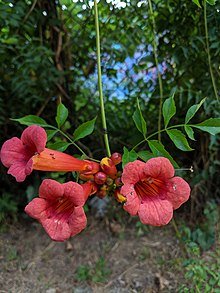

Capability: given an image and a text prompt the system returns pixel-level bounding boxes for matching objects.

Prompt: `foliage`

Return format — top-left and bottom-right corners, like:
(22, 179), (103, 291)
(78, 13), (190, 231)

(180, 201), (219, 251)
(0, 0), (220, 221)
(75, 257), (111, 283)
(0, 193), (17, 223)
(179, 248), (220, 292)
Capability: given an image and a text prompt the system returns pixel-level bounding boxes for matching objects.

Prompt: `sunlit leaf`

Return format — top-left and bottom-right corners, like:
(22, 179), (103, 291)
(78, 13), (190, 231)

(56, 103), (68, 129)
(46, 129), (58, 141)
(138, 150), (154, 162)
(192, 0), (201, 8)
(122, 147), (138, 168)
(206, 0), (216, 5)
(11, 115), (50, 127)
(73, 117), (96, 142)
(185, 98), (206, 123)
(147, 139), (179, 167)
(184, 125), (196, 140)
(193, 118), (220, 135)
(166, 129), (193, 151)
(132, 98), (147, 138)
(47, 141), (71, 152)
(162, 93), (176, 128)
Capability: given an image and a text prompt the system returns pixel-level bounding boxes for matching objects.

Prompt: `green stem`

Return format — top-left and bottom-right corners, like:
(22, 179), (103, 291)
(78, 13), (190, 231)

(94, 0), (111, 157)
(132, 123), (188, 150)
(148, 0), (164, 140)
(48, 125), (99, 162)
(204, 0), (219, 102)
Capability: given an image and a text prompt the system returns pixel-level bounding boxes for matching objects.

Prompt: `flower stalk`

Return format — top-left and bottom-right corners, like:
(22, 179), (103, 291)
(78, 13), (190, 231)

(94, 0), (111, 157)
(148, 0), (164, 141)
(203, 0), (219, 102)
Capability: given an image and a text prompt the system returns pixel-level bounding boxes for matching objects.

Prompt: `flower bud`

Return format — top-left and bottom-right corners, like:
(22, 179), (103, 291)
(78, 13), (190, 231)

(110, 152), (122, 165)
(97, 184), (108, 199)
(114, 189), (126, 203)
(97, 189), (107, 199)
(79, 173), (94, 181)
(115, 177), (122, 187)
(82, 161), (100, 175)
(106, 177), (114, 186)
(100, 157), (117, 179)
(94, 172), (107, 185)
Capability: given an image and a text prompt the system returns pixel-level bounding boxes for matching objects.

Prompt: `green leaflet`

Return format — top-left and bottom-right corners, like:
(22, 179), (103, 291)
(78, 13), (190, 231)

(162, 93), (176, 128)
(122, 147), (138, 168)
(166, 129), (193, 151)
(56, 103), (68, 129)
(73, 117), (96, 142)
(193, 118), (220, 135)
(147, 139), (179, 167)
(132, 98), (147, 138)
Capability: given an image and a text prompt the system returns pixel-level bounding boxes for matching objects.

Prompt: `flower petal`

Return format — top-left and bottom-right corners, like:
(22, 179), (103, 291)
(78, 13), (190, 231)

(63, 182), (85, 206)
(122, 160), (146, 184)
(138, 198), (173, 226)
(39, 179), (64, 200)
(41, 218), (71, 241)
(68, 206), (87, 237)
(0, 137), (29, 168)
(21, 125), (47, 154)
(33, 148), (90, 172)
(121, 184), (140, 216)
(166, 177), (191, 209)
(25, 198), (48, 220)
(8, 161), (30, 182)
(143, 157), (175, 180)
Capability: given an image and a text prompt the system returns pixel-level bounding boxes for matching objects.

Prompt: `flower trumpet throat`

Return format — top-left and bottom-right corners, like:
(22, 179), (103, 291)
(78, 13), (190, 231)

(32, 148), (92, 172)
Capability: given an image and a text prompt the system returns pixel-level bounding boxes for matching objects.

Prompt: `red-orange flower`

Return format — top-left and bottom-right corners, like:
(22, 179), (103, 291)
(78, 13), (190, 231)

(0, 125), (96, 182)
(25, 179), (93, 241)
(120, 157), (190, 226)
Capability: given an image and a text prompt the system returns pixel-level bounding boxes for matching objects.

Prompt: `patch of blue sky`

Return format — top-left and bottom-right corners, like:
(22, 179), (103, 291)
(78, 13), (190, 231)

(83, 43), (167, 100)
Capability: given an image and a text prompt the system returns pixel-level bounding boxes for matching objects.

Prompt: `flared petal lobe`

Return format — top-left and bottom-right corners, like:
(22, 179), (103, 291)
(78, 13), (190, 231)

(21, 125), (47, 154)
(143, 157), (175, 180)
(25, 179), (90, 241)
(166, 177), (190, 209)
(138, 198), (173, 226)
(121, 184), (140, 216)
(121, 160), (146, 184)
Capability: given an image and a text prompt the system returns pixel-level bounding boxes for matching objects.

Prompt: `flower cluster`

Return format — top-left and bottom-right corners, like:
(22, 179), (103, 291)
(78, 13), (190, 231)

(0, 125), (190, 241)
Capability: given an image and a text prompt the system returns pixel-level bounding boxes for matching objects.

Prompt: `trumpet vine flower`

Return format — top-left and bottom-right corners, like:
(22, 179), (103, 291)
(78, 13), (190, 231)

(121, 157), (190, 226)
(0, 125), (96, 182)
(25, 179), (93, 241)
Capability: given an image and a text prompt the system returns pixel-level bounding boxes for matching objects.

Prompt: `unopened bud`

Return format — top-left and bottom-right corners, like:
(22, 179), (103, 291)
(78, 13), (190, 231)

(100, 157), (117, 179)
(97, 189), (107, 199)
(110, 152), (122, 165)
(115, 177), (122, 187)
(114, 189), (126, 203)
(94, 172), (107, 185)
(83, 161), (100, 175)
(79, 173), (94, 181)
(106, 177), (114, 186)
(97, 184), (108, 199)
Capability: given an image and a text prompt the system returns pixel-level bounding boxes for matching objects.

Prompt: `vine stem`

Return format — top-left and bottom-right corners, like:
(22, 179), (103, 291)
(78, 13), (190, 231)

(132, 123), (189, 150)
(148, 0), (164, 141)
(204, 0), (219, 102)
(94, 0), (111, 157)
(47, 125), (99, 162)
